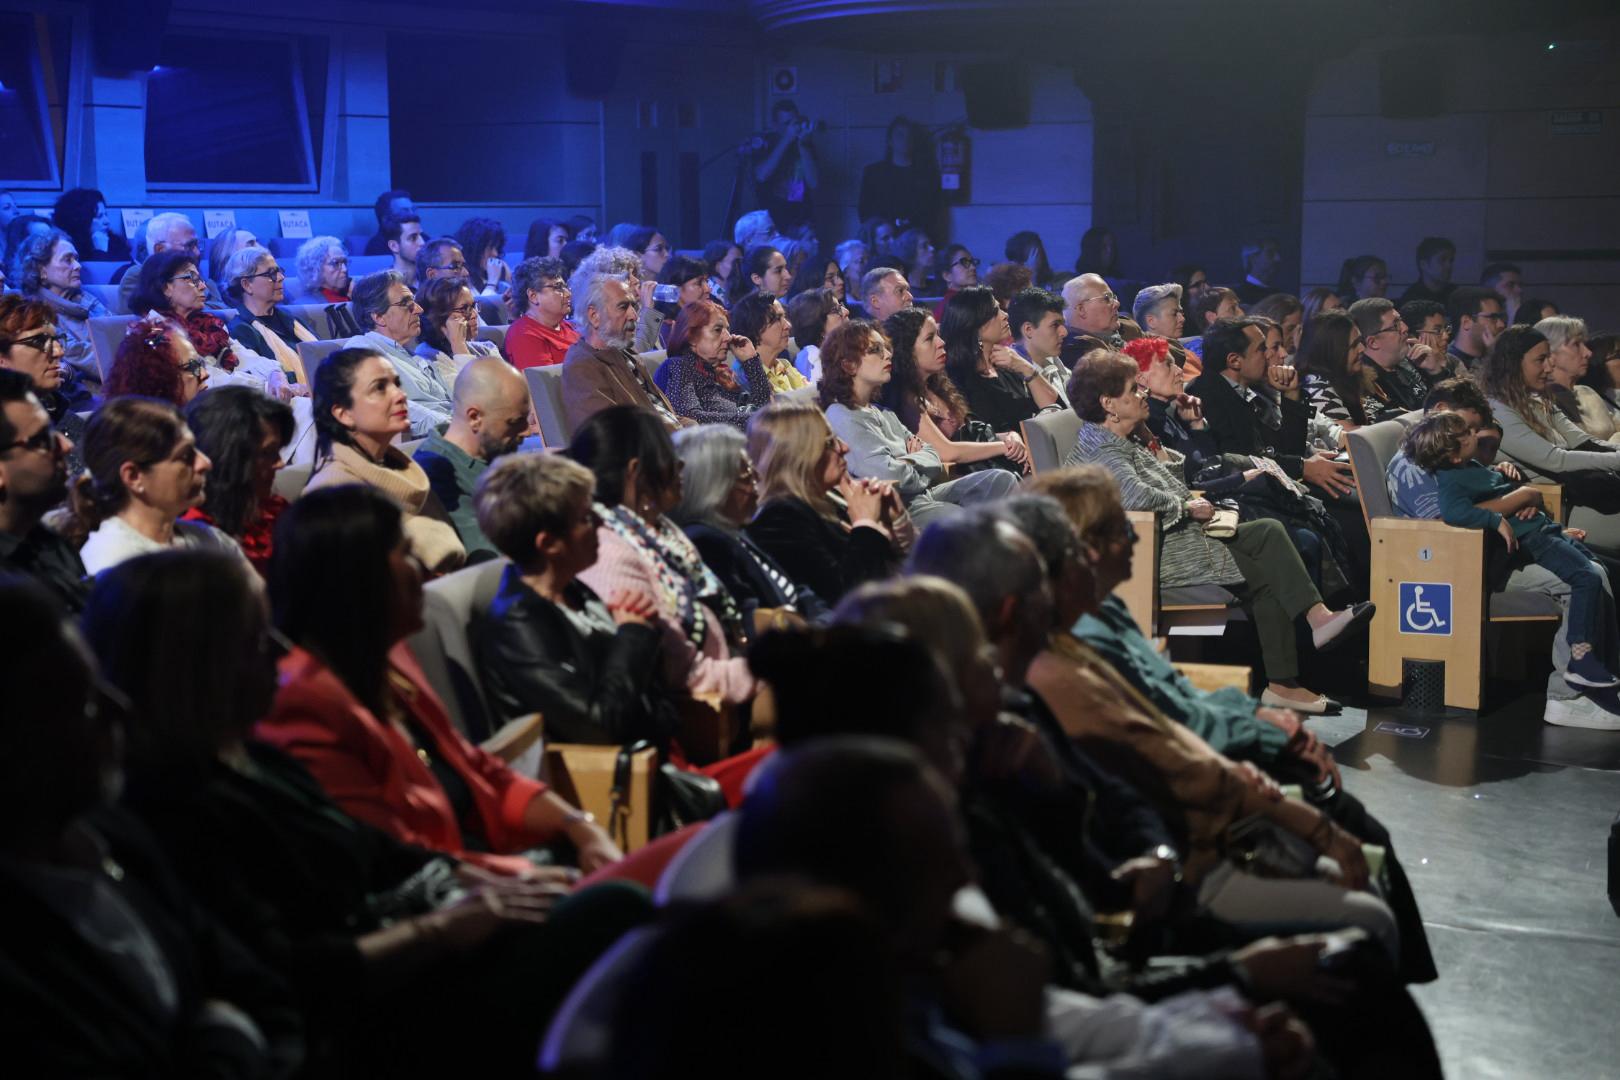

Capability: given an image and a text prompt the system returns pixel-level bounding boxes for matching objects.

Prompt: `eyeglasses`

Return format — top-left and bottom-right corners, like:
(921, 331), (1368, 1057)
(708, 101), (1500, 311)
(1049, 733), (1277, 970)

(434, 261), (469, 274)
(242, 266), (286, 282)
(388, 295), (420, 312)
(1078, 291), (1118, 307)
(1365, 325), (1404, 341)
(539, 281), (570, 293)
(0, 421), (59, 455)
(170, 272), (204, 285)
(180, 358), (207, 379)
(9, 330), (65, 352)
(451, 303), (480, 318)
(951, 257), (981, 270)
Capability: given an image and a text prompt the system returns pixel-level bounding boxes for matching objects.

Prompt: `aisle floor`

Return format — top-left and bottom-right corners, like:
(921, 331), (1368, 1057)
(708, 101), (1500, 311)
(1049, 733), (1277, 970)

(1311, 693), (1620, 1080)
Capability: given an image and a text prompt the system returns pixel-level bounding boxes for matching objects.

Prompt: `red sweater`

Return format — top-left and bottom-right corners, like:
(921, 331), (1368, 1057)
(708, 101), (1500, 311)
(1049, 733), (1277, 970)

(257, 643), (547, 874)
(506, 314), (582, 370)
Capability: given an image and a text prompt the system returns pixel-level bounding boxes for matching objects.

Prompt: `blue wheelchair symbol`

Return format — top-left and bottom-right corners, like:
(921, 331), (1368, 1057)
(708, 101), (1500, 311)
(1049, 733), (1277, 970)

(1398, 582), (1451, 635)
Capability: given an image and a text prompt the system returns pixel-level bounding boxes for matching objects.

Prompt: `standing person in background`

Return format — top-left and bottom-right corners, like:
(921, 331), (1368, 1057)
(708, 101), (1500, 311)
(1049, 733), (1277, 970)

(362, 189), (414, 255)
(753, 100), (820, 236)
(51, 187), (129, 263)
(1482, 261), (1525, 325)
(1398, 237), (1457, 306)
(1005, 230), (1055, 287)
(857, 117), (942, 239)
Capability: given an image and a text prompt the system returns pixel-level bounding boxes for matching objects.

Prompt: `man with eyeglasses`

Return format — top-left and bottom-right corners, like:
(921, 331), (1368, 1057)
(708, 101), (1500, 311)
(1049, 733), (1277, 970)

(925, 244), (978, 320)
(343, 270), (450, 438)
(1446, 286), (1506, 376)
(0, 369), (86, 614)
(1060, 273), (1124, 369)
(506, 256), (580, 370)
(1348, 298), (1429, 412)
(415, 238), (471, 290)
(115, 212), (231, 314)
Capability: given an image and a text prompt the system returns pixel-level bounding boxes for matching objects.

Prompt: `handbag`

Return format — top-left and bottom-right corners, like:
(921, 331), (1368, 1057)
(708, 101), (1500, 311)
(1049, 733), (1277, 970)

(1221, 815), (1321, 879)
(609, 741), (727, 843)
(1202, 506), (1240, 539)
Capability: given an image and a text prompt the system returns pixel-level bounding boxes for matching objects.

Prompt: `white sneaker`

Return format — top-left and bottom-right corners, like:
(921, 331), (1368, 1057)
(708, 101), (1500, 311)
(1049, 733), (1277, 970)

(1544, 696), (1620, 731)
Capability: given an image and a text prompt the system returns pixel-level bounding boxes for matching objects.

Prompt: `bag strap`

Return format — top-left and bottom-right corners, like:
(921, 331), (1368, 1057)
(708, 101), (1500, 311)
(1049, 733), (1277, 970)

(608, 739), (653, 850)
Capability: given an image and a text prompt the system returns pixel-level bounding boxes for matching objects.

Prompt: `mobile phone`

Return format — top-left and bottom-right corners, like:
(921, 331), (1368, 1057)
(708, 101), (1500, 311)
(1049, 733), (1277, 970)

(651, 283), (681, 303)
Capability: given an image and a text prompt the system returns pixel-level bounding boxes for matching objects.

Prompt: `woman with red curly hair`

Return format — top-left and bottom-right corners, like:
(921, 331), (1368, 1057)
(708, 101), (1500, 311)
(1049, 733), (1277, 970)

(103, 317), (210, 405)
(131, 250), (300, 403)
(655, 300), (774, 432)
(1128, 335), (1227, 465)
(820, 319), (1016, 527)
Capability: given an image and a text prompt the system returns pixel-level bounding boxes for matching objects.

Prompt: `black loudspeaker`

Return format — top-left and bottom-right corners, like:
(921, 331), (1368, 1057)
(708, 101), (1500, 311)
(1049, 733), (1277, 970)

(1379, 47), (1446, 118)
(92, 0), (172, 72)
(565, 43), (621, 99)
(958, 63), (1030, 130)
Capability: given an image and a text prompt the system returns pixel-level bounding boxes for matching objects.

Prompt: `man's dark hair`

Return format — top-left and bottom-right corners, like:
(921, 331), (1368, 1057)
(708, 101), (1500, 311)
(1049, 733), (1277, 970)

(1399, 298), (1446, 330)
(1007, 287), (1063, 340)
(382, 213), (421, 246)
(1447, 285), (1498, 327)
(1190, 286), (1237, 328)
(1415, 236), (1455, 267)
(0, 367), (38, 445)
(1347, 296), (1395, 339)
(373, 189), (410, 227)
(1203, 317), (1263, 373)
(1479, 261), (1521, 286)
(1423, 377), (1492, 425)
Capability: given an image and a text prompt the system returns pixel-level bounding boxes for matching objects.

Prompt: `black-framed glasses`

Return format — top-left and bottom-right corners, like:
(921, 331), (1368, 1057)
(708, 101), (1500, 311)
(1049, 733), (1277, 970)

(180, 358), (207, 379)
(1365, 324), (1403, 341)
(451, 303), (480, 318)
(539, 280), (570, 293)
(0, 421), (59, 455)
(243, 266), (286, 282)
(170, 271), (203, 285)
(9, 330), (65, 352)
(435, 260), (470, 274)
(951, 256), (980, 270)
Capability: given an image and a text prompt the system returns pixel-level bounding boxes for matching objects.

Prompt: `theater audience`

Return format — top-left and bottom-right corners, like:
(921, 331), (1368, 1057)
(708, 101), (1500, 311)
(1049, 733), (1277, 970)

(0, 370), (85, 612)
(1348, 298), (1429, 414)
(785, 287), (845, 384)
(569, 405), (755, 705)
(414, 276), (501, 389)
(821, 319), (1017, 525)
(103, 314), (211, 404)
(1398, 237), (1457, 306)
(1183, 286), (1244, 361)
(733, 209), (776, 251)
(655, 254), (712, 336)
(505, 255), (580, 369)
(132, 250), (297, 402)
(0, 578), (304, 1078)
(1005, 229), (1055, 287)
(883, 306), (1031, 473)
(222, 246), (318, 386)
(343, 270), (450, 437)
(0, 296), (86, 477)
(362, 189), (414, 255)
(627, 226), (672, 281)
(1337, 254), (1389, 303)
(182, 387), (293, 574)
(930, 243), (979, 319)
(260, 484), (621, 874)
(730, 290), (806, 393)
(1133, 282), (1187, 346)
(1129, 335), (1221, 462)
(740, 245), (793, 300)
(4, 212), (52, 273)
(53, 186), (129, 262)
(660, 300), (774, 430)
(1248, 292), (1305, 360)
(561, 274), (687, 434)
(74, 395), (242, 575)
(14, 227), (108, 392)
(672, 423), (827, 630)
(475, 451), (673, 744)
(83, 550), (647, 1077)
(1067, 350), (1372, 712)
(1300, 285), (1343, 325)
(457, 217), (511, 296)
(413, 357), (531, 562)
(415, 237), (470, 289)
(943, 285), (1058, 438)
(304, 345), (465, 572)
(295, 236), (351, 303)
(704, 240), (743, 306)
(569, 244), (664, 354)
(382, 213), (425, 280)
(1298, 310), (1385, 429)
(893, 228), (938, 294)
(1007, 285), (1075, 404)
(745, 399), (908, 603)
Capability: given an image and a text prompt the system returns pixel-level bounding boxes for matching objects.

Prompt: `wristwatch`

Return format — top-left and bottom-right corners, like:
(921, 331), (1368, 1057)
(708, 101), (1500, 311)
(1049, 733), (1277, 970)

(1150, 844), (1184, 883)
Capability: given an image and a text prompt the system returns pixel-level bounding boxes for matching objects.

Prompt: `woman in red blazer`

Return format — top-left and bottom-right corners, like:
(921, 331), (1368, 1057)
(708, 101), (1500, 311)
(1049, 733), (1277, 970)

(258, 483), (623, 875)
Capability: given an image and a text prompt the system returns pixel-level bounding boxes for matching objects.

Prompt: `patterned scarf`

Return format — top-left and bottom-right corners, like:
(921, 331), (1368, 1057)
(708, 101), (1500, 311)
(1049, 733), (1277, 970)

(597, 503), (745, 649)
(161, 307), (238, 371)
(696, 353), (741, 393)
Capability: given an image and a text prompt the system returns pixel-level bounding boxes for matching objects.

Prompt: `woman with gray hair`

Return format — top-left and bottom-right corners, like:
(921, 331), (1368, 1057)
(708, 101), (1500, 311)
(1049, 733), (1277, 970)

(295, 235), (351, 303)
(672, 423), (828, 631)
(1538, 314), (1620, 441)
(223, 246), (318, 384)
(14, 226), (108, 396)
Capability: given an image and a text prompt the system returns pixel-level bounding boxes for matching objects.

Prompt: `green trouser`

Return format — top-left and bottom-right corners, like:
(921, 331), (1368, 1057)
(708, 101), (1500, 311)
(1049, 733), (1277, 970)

(1223, 518), (1322, 682)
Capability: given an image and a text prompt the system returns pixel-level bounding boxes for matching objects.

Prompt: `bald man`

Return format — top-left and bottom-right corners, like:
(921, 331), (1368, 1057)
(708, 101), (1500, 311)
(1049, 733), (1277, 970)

(413, 357), (534, 560)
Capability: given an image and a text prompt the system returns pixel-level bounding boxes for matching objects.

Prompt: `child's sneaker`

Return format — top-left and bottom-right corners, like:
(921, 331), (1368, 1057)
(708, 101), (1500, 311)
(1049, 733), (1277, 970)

(1565, 653), (1620, 690)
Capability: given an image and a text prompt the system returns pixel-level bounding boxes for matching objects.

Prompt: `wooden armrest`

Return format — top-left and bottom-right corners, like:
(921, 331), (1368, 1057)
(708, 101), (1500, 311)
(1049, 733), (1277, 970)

(1528, 482), (1564, 524)
(542, 741), (659, 853)
(480, 713), (545, 763)
(1174, 662), (1253, 694)
(1118, 510), (1160, 635)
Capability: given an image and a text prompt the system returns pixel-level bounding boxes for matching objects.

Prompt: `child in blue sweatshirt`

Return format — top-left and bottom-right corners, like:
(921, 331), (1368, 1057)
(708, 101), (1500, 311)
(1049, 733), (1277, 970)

(1405, 411), (1618, 693)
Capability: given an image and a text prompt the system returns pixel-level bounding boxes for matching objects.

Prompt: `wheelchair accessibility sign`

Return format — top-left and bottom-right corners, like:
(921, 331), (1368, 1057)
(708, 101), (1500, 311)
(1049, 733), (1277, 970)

(1398, 582), (1451, 635)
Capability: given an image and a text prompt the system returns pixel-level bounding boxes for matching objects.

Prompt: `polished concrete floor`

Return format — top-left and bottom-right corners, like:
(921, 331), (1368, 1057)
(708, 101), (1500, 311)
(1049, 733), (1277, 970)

(1307, 691), (1620, 1080)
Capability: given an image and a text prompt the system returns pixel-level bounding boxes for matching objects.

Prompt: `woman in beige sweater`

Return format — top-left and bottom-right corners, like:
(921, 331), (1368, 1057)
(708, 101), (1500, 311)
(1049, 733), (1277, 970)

(305, 345), (465, 573)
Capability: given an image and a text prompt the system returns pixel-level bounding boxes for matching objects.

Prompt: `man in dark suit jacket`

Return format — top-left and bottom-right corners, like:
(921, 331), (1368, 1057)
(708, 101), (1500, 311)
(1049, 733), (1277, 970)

(1187, 318), (1368, 591)
(560, 276), (690, 437)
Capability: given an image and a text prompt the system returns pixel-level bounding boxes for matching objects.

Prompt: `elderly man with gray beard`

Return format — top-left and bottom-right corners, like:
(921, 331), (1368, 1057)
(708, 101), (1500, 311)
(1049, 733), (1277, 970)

(560, 273), (692, 436)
